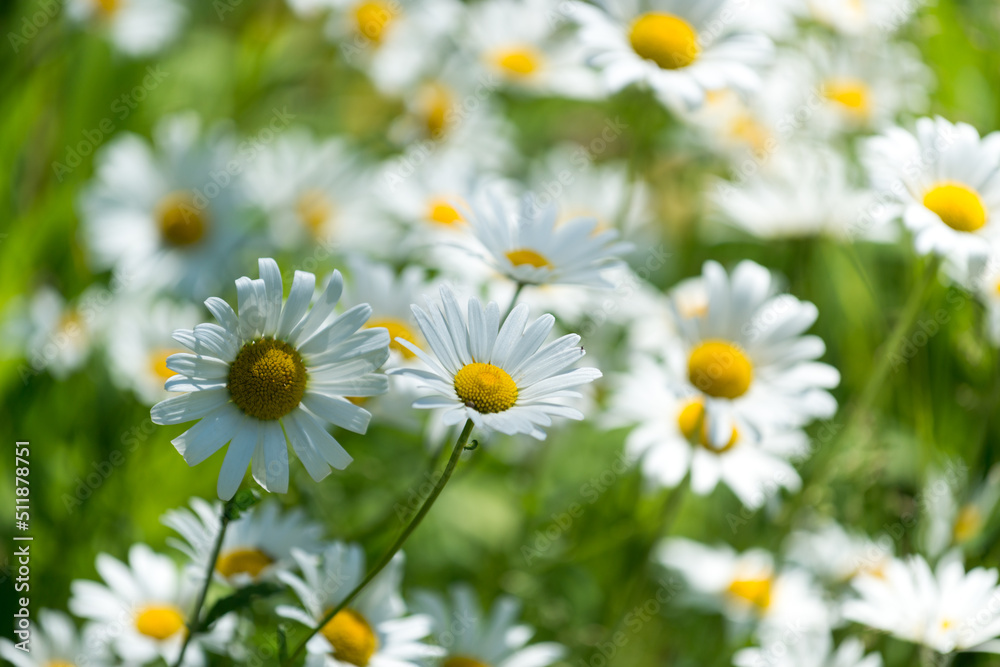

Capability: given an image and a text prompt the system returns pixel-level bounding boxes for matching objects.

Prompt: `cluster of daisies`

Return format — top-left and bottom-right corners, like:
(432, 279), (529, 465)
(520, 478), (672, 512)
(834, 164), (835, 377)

(9, 0), (1000, 664)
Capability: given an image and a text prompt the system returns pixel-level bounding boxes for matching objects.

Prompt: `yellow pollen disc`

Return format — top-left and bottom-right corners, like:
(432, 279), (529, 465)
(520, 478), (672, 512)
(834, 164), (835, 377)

(417, 82), (453, 138)
(296, 189), (335, 235)
(368, 317), (419, 358)
(823, 78), (871, 117)
(492, 46), (542, 77)
(727, 575), (772, 611)
(426, 198), (464, 226)
(228, 338), (307, 421)
(923, 182), (988, 232)
(443, 657), (491, 667)
(320, 609), (379, 667)
(47, 663), (77, 667)
(135, 605), (186, 640)
(677, 399), (738, 453)
(216, 547), (274, 578)
(149, 348), (182, 382)
(454, 362), (518, 414)
(156, 191), (208, 247)
(687, 340), (753, 399)
(505, 248), (551, 269)
(93, 0), (120, 15)
(953, 504), (983, 543)
(629, 12), (700, 70)
(354, 0), (395, 43)
(729, 114), (770, 152)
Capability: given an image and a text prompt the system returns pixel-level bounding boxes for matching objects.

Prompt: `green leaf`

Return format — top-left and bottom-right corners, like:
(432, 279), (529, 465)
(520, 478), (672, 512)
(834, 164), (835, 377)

(201, 582), (284, 628)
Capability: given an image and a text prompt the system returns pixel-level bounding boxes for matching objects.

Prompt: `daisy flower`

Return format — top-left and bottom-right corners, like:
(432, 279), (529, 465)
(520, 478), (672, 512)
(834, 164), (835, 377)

(150, 258), (391, 500)
(861, 117), (1000, 266)
(461, 190), (632, 288)
(65, 0), (186, 57)
(784, 520), (894, 584)
(79, 113), (246, 299)
(843, 552), (1000, 654)
(801, 0), (915, 36)
(388, 286), (602, 439)
(412, 583), (566, 667)
(668, 260), (840, 441)
(104, 295), (204, 404)
(657, 538), (834, 634)
(606, 356), (807, 508)
(734, 636), (884, 667)
(921, 462), (1000, 558)
(69, 544), (235, 667)
(162, 497), (324, 585)
(568, 0), (773, 111)
(0, 609), (110, 667)
(8, 285), (106, 379)
(277, 544), (443, 667)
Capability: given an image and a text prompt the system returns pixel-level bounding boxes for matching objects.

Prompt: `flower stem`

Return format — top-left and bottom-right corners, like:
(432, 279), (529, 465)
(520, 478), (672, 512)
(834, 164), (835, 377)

(172, 497), (235, 667)
(282, 419), (475, 667)
(504, 282), (526, 320)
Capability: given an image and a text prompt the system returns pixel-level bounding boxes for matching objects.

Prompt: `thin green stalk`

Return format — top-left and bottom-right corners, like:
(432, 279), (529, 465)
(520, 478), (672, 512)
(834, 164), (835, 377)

(282, 419), (475, 667)
(504, 282), (526, 320)
(172, 498), (236, 667)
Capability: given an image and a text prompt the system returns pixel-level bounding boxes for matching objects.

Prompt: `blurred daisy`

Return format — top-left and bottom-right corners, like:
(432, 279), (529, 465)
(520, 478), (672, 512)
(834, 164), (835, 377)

(389, 287), (602, 439)
(734, 636), (884, 667)
(607, 356), (807, 508)
(0, 609), (109, 667)
(412, 583), (565, 667)
(65, 0), (186, 56)
(945, 251), (1000, 346)
(657, 538), (834, 632)
(785, 520), (893, 584)
(10, 285), (105, 379)
(670, 260), (840, 441)
(463, 191), (631, 288)
(150, 258), (390, 499)
(69, 544), (235, 667)
(162, 497), (324, 585)
(861, 117), (1000, 266)
(105, 296), (204, 404)
(277, 544), (443, 667)
(843, 552), (1000, 654)
(569, 0), (773, 111)
(243, 129), (381, 252)
(460, 0), (601, 99)
(922, 463), (1000, 558)
(79, 113), (245, 299)
(802, 0), (914, 36)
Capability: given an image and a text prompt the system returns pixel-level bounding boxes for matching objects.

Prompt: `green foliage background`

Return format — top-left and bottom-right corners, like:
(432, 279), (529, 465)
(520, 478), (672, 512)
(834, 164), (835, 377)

(2, 1), (1000, 665)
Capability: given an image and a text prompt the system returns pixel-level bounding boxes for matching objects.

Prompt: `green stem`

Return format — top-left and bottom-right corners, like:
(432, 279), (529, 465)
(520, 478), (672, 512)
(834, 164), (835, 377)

(172, 498), (235, 667)
(282, 419), (475, 667)
(504, 282), (526, 320)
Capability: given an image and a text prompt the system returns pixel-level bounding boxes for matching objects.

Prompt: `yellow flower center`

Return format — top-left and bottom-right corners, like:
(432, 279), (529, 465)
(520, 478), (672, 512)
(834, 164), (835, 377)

(443, 657), (491, 667)
(823, 78), (871, 117)
(47, 662), (77, 667)
(687, 340), (753, 399)
(156, 191), (208, 247)
(368, 317), (419, 359)
(426, 198), (464, 226)
(505, 248), (551, 269)
(953, 504), (983, 543)
(354, 0), (396, 43)
(296, 189), (335, 235)
(628, 12), (700, 70)
(228, 338), (307, 421)
(492, 46), (542, 77)
(320, 609), (379, 667)
(677, 399), (739, 453)
(729, 114), (770, 152)
(727, 575), (772, 611)
(417, 82), (453, 138)
(454, 362), (518, 413)
(92, 0), (120, 15)
(135, 604), (186, 640)
(923, 182), (988, 232)
(149, 348), (182, 382)
(216, 547), (274, 578)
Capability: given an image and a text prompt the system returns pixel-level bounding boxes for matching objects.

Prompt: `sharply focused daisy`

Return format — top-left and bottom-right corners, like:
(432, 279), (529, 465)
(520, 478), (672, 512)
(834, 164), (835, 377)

(389, 287), (602, 439)
(277, 544), (443, 667)
(0, 609), (110, 667)
(162, 497), (324, 585)
(862, 117), (1000, 266)
(843, 553), (1000, 654)
(64, 0), (186, 56)
(69, 544), (236, 667)
(150, 258), (390, 499)
(569, 0), (773, 111)
(667, 260), (840, 440)
(462, 190), (631, 288)
(607, 356), (807, 508)
(412, 583), (566, 667)
(79, 113), (245, 299)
